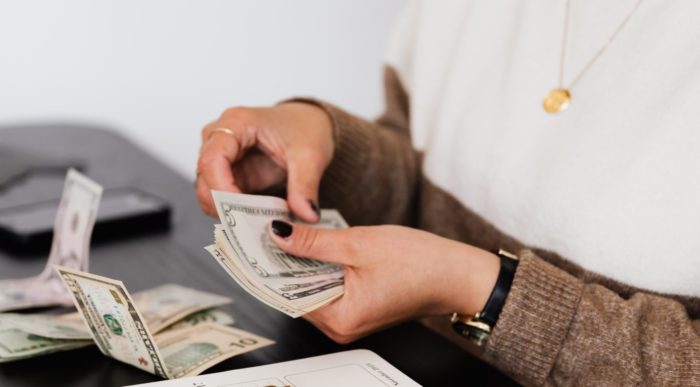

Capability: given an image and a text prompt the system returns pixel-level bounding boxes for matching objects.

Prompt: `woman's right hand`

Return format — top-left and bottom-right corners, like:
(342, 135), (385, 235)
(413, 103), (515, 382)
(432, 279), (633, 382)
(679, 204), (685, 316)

(195, 102), (334, 222)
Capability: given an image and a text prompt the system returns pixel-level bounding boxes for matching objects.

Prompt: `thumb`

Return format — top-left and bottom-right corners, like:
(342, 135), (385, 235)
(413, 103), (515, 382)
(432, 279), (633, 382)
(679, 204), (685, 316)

(285, 154), (324, 223)
(268, 220), (352, 266)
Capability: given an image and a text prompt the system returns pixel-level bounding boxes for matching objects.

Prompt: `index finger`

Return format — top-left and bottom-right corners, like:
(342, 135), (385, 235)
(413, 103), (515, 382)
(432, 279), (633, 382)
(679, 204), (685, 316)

(197, 130), (244, 193)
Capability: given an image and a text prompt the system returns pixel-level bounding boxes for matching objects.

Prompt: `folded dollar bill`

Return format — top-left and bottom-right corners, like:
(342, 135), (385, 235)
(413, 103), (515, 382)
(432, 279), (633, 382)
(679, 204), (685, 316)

(205, 192), (348, 318)
(54, 266), (272, 379)
(0, 169), (103, 312)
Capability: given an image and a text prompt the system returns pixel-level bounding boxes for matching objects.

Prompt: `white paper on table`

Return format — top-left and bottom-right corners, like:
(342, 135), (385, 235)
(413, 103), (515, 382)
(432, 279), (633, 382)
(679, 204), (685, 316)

(126, 349), (422, 387)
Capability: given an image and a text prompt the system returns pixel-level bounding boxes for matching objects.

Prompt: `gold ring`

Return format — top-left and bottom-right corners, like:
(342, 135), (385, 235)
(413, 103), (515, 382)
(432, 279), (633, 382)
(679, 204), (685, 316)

(207, 127), (236, 140)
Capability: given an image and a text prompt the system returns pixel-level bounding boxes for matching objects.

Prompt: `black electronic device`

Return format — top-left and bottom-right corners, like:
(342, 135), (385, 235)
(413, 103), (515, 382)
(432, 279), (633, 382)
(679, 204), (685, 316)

(0, 188), (171, 255)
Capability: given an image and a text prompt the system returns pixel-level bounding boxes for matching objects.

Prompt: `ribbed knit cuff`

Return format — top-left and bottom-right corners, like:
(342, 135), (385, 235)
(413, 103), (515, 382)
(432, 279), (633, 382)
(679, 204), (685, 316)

(281, 97), (374, 200)
(484, 249), (583, 385)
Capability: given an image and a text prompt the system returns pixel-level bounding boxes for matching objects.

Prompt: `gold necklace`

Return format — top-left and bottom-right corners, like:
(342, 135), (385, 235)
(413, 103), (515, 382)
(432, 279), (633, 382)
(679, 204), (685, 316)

(543, 0), (642, 113)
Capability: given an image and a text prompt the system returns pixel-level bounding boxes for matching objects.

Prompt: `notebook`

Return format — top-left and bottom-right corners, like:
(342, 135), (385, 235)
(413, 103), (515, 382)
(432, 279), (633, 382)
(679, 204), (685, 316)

(127, 349), (421, 387)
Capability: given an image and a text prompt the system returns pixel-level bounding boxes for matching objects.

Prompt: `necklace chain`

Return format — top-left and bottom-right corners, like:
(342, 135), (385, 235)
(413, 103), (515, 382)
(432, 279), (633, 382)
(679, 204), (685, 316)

(558, 0), (642, 90)
(544, 0), (643, 113)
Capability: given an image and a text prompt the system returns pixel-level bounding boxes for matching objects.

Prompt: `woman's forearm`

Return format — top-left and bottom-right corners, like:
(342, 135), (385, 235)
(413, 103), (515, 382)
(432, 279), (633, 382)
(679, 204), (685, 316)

(484, 250), (700, 386)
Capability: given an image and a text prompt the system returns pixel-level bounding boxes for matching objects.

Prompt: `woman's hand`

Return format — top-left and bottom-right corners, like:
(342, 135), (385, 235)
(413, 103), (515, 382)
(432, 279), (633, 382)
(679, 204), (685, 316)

(196, 102), (334, 222)
(268, 220), (501, 343)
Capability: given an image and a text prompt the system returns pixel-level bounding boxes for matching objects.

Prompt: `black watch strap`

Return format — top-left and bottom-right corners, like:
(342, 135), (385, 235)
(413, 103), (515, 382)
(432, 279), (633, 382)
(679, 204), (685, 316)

(479, 249), (519, 327)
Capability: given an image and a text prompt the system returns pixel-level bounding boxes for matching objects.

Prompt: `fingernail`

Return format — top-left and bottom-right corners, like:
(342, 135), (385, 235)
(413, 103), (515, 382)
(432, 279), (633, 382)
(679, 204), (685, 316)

(308, 199), (320, 217)
(271, 220), (293, 238)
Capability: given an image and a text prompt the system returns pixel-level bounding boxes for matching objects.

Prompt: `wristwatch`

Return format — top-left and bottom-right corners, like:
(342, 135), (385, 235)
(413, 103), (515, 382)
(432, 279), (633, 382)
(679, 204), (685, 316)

(451, 249), (519, 346)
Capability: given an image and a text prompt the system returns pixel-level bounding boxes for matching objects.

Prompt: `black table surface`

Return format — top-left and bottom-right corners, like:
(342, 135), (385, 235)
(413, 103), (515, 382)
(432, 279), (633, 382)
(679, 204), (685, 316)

(0, 125), (517, 387)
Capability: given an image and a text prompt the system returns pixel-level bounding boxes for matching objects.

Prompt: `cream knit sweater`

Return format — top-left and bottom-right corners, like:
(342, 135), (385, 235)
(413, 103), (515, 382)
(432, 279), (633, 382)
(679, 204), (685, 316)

(387, 0), (700, 297)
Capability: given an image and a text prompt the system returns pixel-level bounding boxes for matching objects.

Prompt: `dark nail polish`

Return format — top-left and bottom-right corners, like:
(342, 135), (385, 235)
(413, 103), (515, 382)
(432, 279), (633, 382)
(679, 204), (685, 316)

(271, 220), (293, 238)
(308, 199), (321, 217)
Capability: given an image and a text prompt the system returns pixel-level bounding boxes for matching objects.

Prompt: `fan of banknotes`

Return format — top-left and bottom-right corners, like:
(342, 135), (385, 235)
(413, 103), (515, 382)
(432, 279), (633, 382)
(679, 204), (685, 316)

(0, 170), (274, 379)
(204, 191), (348, 318)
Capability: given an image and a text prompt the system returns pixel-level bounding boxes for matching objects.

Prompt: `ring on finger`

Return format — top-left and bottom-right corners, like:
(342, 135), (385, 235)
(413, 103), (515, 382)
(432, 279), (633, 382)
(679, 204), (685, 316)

(207, 127), (237, 141)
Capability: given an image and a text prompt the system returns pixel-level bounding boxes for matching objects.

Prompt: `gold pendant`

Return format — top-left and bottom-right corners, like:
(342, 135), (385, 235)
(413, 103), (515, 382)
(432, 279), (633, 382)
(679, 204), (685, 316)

(543, 88), (571, 113)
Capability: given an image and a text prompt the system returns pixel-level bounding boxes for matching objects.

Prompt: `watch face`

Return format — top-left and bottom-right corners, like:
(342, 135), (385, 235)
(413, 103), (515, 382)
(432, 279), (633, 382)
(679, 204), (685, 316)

(452, 320), (491, 347)
(465, 325), (490, 347)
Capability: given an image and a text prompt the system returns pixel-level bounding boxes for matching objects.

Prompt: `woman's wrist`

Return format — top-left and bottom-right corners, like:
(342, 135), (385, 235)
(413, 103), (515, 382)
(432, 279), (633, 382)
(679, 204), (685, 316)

(279, 101), (334, 154)
(440, 244), (501, 316)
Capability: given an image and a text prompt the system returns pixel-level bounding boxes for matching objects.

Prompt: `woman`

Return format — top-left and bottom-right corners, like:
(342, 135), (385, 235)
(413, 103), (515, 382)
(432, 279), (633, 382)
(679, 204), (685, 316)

(195, 1), (700, 385)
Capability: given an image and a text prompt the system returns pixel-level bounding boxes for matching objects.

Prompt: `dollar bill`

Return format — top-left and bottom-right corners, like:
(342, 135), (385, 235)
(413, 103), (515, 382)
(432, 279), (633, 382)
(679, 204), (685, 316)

(131, 284), (232, 333)
(0, 278), (74, 313)
(205, 244), (303, 318)
(0, 312), (91, 340)
(0, 169), (103, 312)
(55, 267), (170, 377)
(166, 308), (234, 331)
(208, 191), (347, 318)
(0, 318), (91, 363)
(155, 323), (272, 379)
(54, 267), (272, 379)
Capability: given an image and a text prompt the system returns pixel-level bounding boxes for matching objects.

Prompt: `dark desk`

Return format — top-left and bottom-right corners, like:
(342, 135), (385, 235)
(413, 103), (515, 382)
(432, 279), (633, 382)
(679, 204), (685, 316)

(0, 125), (516, 387)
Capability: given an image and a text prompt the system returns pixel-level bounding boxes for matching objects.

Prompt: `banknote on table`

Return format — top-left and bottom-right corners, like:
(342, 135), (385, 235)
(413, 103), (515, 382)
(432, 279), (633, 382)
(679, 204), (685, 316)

(154, 322), (270, 379)
(0, 169), (103, 312)
(0, 318), (91, 363)
(0, 284), (235, 341)
(0, 285), (236, 362)
(54, 266), (272, 379)
(0, 311), (92, 340)
(130, 284), (232, 333)
(206, 191), (348, 318)
(55, 307), (235, 337)
(166, 308), (234, 330)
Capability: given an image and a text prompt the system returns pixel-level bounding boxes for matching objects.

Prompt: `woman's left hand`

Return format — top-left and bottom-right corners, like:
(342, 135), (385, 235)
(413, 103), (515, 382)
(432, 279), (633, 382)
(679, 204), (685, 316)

(269, 221), (500, 343)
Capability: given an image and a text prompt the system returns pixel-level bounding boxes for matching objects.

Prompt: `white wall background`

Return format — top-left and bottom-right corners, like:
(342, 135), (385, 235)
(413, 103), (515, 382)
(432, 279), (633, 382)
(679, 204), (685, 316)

(0, 0), (406, 178)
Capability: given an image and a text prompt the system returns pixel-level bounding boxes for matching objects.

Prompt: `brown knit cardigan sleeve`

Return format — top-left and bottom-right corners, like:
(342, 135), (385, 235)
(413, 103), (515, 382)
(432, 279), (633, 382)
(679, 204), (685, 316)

(287, 67), (700, 386)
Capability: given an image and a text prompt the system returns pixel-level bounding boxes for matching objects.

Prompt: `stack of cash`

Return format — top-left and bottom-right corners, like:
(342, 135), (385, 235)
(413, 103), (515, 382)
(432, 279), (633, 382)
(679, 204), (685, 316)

(204, 192), (348, 318)
(0, 283), (236, 365)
